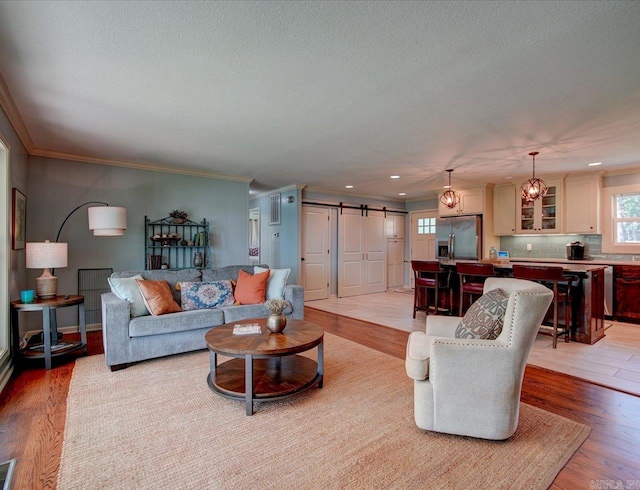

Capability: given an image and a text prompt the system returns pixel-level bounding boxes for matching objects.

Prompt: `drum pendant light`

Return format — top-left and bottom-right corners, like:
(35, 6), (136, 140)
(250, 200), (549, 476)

(440, 169), (460, 209)
(520, 151), (548, 202)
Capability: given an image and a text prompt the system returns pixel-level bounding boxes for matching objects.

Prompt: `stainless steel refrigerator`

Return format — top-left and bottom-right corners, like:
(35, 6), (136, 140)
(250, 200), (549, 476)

(436, 215), (483, 260)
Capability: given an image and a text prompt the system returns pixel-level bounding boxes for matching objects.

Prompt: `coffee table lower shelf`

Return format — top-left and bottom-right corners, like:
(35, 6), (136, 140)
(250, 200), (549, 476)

(207, 355), (322, 413)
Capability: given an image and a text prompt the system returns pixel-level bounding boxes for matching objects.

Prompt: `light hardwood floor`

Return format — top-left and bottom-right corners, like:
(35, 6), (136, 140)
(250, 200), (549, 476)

(305, 290), (640, 396)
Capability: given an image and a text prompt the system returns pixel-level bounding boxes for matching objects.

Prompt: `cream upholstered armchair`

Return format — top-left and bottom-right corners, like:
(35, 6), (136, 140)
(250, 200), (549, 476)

(405, 277), (553, 440)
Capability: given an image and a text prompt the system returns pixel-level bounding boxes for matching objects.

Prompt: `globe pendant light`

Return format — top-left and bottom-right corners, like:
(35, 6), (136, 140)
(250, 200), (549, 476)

(440, 169), (460, 209)
(520, 151), (548, 202)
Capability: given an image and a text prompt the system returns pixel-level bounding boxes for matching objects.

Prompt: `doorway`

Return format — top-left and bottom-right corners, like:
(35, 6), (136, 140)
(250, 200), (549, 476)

(409, 210), (438, 287)
(249, 207), (260, 265)
(0, 134), (10, 378)
(302, 206), (331, 301)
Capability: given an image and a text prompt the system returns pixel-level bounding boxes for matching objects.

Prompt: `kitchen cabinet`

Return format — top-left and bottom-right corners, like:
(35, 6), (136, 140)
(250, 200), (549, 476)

(385, 214), (405, 238)
(438, 186), (485, 217)
(493, 184), (516, 235)
(614, 265), (640, 323)
(517, 179), (563, 234)
(386, 238), (404, 288)
(565, 173), (601, 234)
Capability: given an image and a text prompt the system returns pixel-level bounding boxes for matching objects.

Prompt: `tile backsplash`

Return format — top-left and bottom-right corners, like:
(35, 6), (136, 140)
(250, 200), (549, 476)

(499, 235), (640, 261)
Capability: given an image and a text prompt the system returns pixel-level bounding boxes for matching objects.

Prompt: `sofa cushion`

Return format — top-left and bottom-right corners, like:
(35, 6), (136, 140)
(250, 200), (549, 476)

(180, 281), (235, 311)
(129, 308), (225, 337)
(136, 279), (183, 316)
(221, 303), (271, 323)
(254, 266), (291, 300)
(455, 288), (508, 340)
(234, 269), (270, 305)
(201, 264), (269, 282)
(112, 269), (201, 304)
(107, 274), (150, 318)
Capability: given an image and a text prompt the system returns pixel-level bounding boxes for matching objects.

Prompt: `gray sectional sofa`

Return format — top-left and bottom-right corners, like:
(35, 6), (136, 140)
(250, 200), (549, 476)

(101, 265), (304, 370)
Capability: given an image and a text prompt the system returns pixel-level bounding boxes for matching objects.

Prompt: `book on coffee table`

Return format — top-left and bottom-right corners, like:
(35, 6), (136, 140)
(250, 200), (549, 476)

(233, 324), (262, 335)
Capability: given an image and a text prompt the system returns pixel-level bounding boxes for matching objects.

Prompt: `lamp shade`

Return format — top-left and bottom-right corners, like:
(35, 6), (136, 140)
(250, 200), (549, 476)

(26, 241), (68, 269)
(88, 206), (127, 236)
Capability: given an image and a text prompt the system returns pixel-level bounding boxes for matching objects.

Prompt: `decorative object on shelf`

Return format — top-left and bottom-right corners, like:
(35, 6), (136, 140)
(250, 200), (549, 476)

(145, 216), (209, 270)
(264, 298), (290, 333)
(26, 240), (68, 298)
(193, 252), (204, 268)
(169, 209), (188, 224)
(440, 169), (461, 210)
(520, 151), (548, 202)
(20, 289), (35, 303)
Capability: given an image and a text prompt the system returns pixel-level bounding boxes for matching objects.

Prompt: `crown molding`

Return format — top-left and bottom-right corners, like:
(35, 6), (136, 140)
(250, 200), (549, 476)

(250, 184), (307, 200)
(0, 72), (35, 152)
(29, 147), (252, 183)
(303, 185), (407, 204)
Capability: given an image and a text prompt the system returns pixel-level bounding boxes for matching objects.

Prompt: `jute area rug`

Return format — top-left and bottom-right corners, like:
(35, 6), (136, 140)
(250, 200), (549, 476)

(58, 333), (590, 489)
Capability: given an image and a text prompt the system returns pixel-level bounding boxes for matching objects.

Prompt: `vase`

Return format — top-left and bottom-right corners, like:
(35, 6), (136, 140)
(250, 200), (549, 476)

(266, 314), (287, 333)
(193, 252), (204, 268)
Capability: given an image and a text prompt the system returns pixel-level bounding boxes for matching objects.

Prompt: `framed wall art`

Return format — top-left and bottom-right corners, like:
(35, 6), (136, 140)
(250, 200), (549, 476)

(12, 188), (26, 250)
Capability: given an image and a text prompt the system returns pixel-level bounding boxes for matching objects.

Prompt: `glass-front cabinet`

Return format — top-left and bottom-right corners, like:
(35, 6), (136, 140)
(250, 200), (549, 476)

(517, 179), (563, 234)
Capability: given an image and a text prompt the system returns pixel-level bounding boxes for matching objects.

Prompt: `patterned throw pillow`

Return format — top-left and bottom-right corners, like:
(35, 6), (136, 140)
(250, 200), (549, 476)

(455, 289), (509, 340)
(180, 281), (235, 311)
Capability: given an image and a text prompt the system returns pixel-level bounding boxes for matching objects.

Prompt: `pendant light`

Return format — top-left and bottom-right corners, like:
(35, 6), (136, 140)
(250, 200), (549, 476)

(440, 169), (460, 209)
(520, 151), (548, 202)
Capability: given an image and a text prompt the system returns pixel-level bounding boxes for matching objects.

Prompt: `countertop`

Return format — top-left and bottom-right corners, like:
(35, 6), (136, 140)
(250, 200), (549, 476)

(440, 258), (607, 273)
(507, 257), (638, 266)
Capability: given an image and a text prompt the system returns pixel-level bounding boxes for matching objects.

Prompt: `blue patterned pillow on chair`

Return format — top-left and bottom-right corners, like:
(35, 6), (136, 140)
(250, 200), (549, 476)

(180, 281), (235, 311)
(455, 288), (508, 340)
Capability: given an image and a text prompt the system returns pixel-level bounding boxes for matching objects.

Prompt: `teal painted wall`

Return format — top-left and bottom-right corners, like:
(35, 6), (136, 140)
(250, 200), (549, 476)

(250, 186), (302, 283)
(27, 156), (249, 328)
(1, 103), (30, 349)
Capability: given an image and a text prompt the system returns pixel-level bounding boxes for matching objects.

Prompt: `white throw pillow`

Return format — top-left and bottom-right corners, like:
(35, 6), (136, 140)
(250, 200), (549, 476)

(254, 266), (291, 300)
(108, 274), (150, 318)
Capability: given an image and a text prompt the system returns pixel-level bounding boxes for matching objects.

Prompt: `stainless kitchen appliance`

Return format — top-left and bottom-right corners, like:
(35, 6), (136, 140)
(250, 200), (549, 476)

(566, 241), (585, 260)
(436, 215), (483, 260)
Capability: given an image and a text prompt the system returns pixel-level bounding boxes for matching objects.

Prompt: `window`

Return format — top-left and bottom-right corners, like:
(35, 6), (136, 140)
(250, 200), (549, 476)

(417, 217), (436, 235)
(615, 193), (640, 244)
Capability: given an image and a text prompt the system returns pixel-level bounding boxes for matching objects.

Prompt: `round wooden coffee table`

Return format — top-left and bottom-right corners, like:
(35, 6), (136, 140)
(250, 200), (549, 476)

(205, 318), (324, 415)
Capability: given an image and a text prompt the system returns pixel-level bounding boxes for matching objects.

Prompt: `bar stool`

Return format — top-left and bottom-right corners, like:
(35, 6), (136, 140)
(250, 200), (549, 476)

(411, 260), (453, 318)
(512, 265), (579, 348)
(457, 262), (496, 316)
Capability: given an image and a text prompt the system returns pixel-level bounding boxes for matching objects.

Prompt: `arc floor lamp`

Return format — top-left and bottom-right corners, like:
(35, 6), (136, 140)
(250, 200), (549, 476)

(26, 202), (127, 299)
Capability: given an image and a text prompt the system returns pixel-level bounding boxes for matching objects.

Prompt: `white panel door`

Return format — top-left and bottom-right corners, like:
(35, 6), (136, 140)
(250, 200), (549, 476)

(364, 210), (387, 294)
(338, 208), (364, 297)
(302, 206), (331, 301)
(410, 211), (438, 287)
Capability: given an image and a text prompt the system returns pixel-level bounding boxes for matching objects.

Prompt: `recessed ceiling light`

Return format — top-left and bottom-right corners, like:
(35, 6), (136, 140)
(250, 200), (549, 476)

(588, 162), (602, 166)
(345, 185), (354, 189)
(504, 176), (513, 180)
(399, 192), (406, 196)
(390, 175), (400, 179)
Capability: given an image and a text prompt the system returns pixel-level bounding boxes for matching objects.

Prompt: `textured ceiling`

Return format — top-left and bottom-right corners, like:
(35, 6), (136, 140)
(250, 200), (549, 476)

(0, 1), (639, 200)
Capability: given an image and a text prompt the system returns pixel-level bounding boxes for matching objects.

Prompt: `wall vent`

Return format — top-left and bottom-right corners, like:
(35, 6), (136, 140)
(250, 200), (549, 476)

(269, 193), (281, 225)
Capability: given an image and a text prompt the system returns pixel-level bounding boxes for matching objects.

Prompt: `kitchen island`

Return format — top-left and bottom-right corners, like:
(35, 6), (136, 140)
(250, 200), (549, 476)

(440, 260), (607, 344)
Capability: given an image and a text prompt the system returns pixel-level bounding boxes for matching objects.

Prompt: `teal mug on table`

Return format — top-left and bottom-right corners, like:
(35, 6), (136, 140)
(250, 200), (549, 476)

(20, 289), (35, 303)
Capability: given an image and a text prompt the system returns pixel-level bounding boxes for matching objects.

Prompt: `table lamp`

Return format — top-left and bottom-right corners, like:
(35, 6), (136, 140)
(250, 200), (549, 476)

(26, 240), (68, 298)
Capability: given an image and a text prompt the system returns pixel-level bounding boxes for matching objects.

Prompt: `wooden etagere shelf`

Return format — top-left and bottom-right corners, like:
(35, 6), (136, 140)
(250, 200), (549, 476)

(145, 215), (210, 270)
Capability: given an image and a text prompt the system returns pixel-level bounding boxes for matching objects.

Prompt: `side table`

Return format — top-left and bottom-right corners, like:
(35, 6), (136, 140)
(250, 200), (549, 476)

(11, 295), (87, 370)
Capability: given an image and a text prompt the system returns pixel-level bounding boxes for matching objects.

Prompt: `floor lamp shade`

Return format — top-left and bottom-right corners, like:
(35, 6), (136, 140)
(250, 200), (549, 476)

(88, 206), (127, 236)
(26, 241), (68, 298)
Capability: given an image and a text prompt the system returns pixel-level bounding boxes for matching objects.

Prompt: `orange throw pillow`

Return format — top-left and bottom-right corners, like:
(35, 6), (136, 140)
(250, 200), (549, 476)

(234, 269), (270, 305)
(135, 279), (182, 316)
